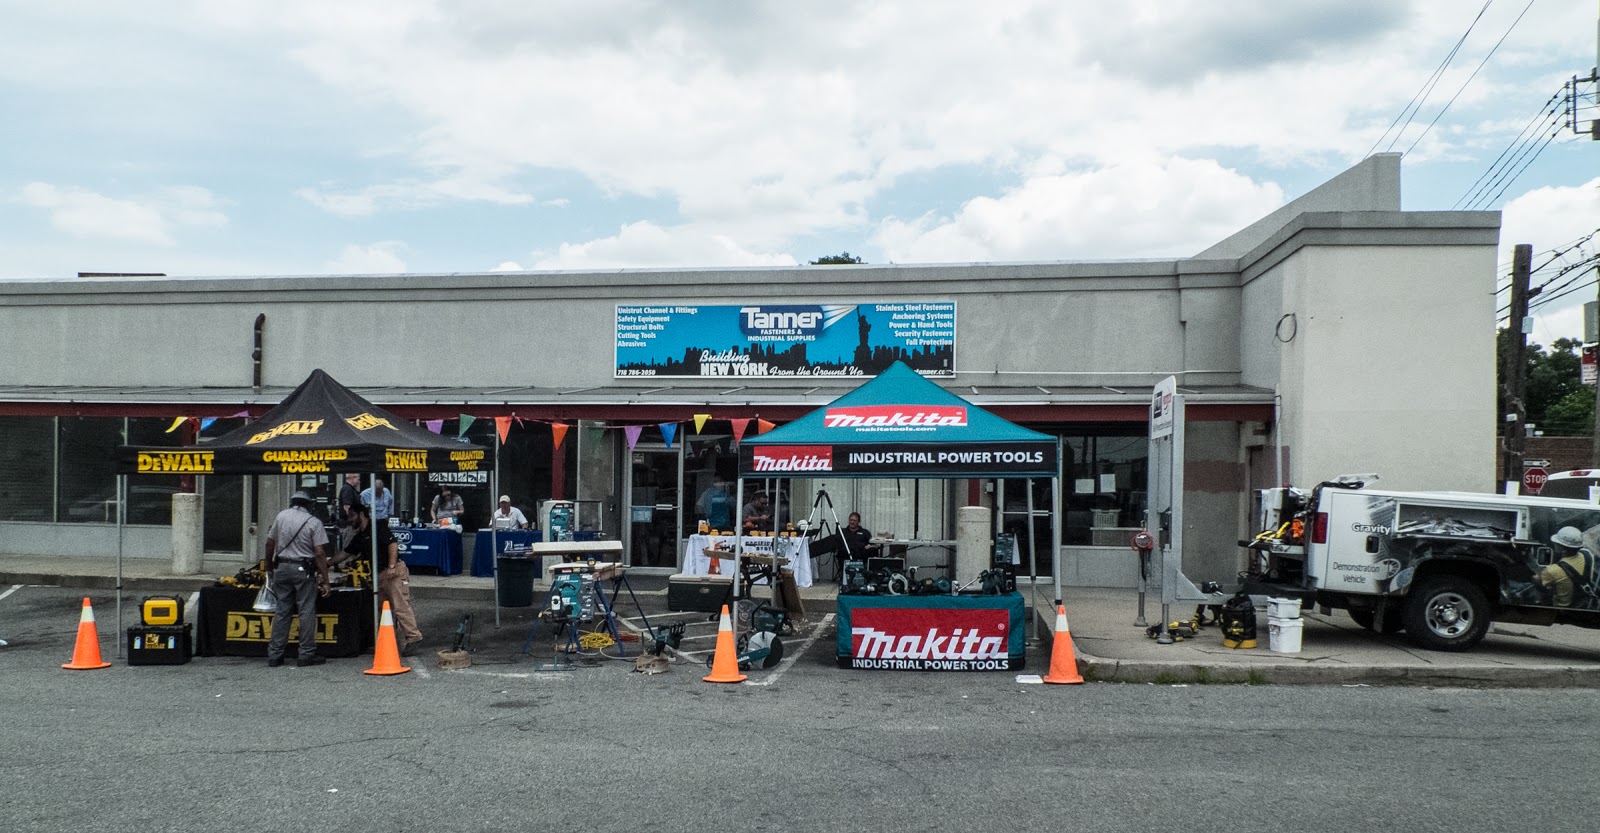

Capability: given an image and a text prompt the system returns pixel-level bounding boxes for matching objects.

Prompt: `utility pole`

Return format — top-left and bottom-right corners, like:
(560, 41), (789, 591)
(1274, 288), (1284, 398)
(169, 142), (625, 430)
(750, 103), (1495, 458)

(1504, 243), (1532, 491)
(1593, 262), (1600, 466)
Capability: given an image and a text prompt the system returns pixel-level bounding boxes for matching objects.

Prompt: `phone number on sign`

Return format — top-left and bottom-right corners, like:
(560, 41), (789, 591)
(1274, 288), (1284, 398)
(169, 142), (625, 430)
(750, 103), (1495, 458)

(618, 368), (657, 376)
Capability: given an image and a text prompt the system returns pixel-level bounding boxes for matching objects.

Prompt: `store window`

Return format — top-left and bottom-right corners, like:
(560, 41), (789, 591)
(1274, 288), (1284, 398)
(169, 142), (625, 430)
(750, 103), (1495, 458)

(0, 416), (54, 522)
(1060, 428), (1148, 546)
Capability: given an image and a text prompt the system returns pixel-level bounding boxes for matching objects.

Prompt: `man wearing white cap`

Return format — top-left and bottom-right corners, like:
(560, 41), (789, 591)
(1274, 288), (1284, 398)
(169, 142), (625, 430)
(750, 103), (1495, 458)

(491, 495), (529, 530)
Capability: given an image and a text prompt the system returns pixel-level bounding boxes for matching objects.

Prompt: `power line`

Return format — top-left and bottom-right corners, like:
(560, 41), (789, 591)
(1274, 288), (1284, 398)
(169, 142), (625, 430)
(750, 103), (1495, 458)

(1402, 0), (1539, 157)
(1366, 0), (1495, 159)
(1455, 88), (1566, 209)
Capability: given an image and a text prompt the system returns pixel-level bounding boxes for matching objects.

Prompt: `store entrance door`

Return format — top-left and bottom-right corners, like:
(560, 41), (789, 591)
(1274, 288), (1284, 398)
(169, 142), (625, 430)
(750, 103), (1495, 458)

(627, 447), (682, 568)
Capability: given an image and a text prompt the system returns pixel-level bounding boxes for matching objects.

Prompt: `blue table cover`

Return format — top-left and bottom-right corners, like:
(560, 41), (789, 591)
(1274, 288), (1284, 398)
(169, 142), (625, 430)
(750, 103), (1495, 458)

(394, 527), (463, 576)
(473, 529), (544, 577)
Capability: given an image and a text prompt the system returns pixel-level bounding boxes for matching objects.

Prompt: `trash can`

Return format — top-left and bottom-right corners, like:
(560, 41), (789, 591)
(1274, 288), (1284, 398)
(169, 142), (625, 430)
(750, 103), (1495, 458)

(496, 556), (536, 607)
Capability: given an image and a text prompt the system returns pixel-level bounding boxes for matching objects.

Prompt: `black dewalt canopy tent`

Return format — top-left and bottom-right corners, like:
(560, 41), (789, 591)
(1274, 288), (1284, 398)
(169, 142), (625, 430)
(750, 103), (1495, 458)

(116, 368), (493, 477)
(110, 369), (494, 657)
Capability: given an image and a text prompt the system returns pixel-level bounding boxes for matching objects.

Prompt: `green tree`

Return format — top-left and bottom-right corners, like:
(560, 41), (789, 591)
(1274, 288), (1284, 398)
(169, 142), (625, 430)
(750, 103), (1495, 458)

(810, 252), (864, 265)
(1499, 331), (1588, 436)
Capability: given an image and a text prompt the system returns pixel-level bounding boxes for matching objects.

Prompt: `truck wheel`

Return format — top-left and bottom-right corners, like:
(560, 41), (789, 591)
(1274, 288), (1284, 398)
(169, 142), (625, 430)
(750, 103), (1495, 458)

(1401, 576), (1490, 652)
(1348, 606), (1404, 634)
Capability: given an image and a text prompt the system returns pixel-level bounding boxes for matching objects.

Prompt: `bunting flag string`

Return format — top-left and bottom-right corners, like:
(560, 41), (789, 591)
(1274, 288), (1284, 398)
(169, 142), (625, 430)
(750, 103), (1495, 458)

(551, 422), (569, 450)
(730, 418), (750, 445)
(660, 423), (677, 448)
(199, 417), (217, 431)
(164, 416), (188, 434)
(425, 419), (444, 434)
(494, 416), (511, 444)
(757, 419), (775, 434)
(693, 414), (710, 433)
(457, 414), (476, 438)
(623, 425), (643, 452)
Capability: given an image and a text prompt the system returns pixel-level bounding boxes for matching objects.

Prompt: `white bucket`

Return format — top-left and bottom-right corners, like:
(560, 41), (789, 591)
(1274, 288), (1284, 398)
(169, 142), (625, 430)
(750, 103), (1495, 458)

(1267, 597), (1301, 619)
(1269, 618), (1303, 653)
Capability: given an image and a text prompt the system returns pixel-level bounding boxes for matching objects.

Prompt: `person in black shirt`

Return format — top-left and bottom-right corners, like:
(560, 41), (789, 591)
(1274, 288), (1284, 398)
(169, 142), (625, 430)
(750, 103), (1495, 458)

(344, 503), (423, 656)
(337, 473), (362, 548)
(840, 512), (875, 557)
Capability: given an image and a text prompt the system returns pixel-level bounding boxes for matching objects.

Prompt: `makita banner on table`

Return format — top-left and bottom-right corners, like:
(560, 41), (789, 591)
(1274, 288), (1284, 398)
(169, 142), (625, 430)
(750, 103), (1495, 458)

(614, 302), (955, 378)
(836, 594), (1027, 671)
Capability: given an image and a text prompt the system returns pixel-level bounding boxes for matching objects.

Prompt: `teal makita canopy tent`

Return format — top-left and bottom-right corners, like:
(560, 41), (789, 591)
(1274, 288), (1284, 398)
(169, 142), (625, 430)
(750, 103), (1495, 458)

(739, 361), (1058, 478)
(737, 361), (1064, 601)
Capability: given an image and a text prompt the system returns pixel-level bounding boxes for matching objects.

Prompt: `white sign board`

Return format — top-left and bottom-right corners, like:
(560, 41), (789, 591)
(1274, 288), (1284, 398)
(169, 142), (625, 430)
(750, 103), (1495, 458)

(1150, 376), (1177, 439)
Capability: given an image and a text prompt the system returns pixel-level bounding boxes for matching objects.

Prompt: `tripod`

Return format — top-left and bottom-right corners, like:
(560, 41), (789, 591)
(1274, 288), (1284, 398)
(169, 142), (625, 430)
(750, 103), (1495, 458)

(802, 485), (852, 582)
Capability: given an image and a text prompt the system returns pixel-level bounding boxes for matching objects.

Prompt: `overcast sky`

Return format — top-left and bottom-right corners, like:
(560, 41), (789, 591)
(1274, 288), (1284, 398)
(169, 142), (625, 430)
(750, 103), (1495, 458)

(3, 1), (1596, 340)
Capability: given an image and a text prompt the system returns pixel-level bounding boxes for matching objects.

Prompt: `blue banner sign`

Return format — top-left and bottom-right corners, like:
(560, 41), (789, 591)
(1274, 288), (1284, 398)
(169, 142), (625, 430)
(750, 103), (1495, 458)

(615, 302), (956, 378)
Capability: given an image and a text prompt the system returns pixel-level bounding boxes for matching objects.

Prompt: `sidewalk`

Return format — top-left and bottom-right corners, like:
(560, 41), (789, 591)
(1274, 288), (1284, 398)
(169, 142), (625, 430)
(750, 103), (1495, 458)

(6, 553), (1600, 685)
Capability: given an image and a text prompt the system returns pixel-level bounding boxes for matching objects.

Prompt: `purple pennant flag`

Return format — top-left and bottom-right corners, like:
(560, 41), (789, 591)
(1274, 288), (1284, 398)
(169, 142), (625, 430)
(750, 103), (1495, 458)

(623, 425), (643, 452)
(425, 419), (444, 434)
(659, 422), (677, 448)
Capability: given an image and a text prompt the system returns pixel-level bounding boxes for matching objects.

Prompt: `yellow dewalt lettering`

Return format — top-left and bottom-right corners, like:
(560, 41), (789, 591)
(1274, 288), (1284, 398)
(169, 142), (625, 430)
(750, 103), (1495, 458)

(386, 449), (429, 471)
(136, 451), (214, 474)
(247, 420), (325, 445)
(346, 413), (396, 431)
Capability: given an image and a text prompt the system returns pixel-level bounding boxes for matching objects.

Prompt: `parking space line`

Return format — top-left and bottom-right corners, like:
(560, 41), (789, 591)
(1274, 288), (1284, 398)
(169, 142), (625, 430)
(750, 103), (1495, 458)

(744, 613), (832, 687)
(0, 585), (23, 602)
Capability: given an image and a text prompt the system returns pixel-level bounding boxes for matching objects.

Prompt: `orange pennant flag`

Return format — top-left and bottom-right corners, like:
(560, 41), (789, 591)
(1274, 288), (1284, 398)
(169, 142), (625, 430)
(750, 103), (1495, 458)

(551, 422), (569, 450)
(730, 418), (750, 445)
(693, 414), (711, 434)
(495, 416), (511, 444)
(757, 419), (775, 434)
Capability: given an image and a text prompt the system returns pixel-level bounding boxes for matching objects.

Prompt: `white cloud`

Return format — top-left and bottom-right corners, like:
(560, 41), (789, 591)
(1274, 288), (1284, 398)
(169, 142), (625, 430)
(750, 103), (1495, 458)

(531, 221), (797, 270)
(323, 241), (409, 274)
(297, 178), (532, 217)
(17, 183), (226, 246)
(1507, 176), (1600, 345)
(490, 261), (523, 272)
(872, 157), (1284, 263)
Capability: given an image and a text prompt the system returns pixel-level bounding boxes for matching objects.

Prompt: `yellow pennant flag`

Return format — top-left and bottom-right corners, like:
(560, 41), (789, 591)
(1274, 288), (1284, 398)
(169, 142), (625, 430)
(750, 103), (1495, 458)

(164, 416), (188, 433)
(693, 414), (711, 434)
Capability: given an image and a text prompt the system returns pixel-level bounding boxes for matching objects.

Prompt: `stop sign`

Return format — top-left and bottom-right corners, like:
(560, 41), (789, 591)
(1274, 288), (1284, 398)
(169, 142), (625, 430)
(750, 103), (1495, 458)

(1523, 466), (1549, 494)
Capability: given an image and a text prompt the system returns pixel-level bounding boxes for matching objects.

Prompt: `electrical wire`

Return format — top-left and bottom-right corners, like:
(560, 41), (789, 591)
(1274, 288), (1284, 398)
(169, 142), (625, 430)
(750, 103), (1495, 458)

(1402, 0), (1539, 157)
(1367, 0), (1495, 158)
(1456, 89), (1567, 210)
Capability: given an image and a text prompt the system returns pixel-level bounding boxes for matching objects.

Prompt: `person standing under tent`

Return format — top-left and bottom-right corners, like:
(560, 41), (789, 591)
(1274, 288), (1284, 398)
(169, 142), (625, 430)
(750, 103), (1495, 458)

(345, 503), (423, 656)
(337, 473), (362, 548)
(361, 478), (394, 523)
(430, 484), (465, 527)
(264, 490), (330, 668)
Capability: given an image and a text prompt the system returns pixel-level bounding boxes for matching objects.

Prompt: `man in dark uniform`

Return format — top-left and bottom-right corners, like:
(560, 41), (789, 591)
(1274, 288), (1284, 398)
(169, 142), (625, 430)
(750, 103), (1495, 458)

(264, 490), (330, 667)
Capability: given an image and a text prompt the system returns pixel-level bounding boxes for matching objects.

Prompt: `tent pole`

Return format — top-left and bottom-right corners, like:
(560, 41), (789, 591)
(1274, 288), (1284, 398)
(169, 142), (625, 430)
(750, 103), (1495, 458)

(733, 478), (745, 608)
(1052, 439), (1063, 605)
(492, 431), (501, 629)
(116, 473), (125, 658)
(1025, 477), (1038, 644)
(371, 470), (381, 632)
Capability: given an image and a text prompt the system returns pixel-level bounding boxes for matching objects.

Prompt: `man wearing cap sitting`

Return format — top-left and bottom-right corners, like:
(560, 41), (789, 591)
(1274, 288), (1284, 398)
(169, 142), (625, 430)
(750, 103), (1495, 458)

(1536, 526), (1598, 607)
(490, 495), (529, 530)
(264, 490), (331, 668)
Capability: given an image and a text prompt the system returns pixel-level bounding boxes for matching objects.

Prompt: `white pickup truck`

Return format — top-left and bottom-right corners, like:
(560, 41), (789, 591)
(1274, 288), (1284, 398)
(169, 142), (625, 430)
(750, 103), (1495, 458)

(1245, 477), (1600, 651)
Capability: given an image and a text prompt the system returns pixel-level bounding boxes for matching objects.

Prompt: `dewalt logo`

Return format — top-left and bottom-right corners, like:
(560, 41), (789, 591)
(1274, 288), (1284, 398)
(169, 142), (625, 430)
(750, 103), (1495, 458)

(246, 420), (324, 445)
(136, 451), (215, 474)
(386, 449), (428, 471)
(225, 611), (338, 643)
(346, 413), (395, 431)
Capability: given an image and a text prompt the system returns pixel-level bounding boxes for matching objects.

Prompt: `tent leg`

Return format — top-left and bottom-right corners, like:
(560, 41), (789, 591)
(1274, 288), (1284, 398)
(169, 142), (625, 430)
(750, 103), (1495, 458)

(1025, 478), (1039, 644)
(116, 474), (125, 658)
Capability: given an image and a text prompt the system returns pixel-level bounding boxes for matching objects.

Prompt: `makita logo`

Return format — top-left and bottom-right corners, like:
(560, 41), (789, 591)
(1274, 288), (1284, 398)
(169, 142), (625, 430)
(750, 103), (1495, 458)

(750, 445), (833, 472)
(852, 626), (1006, 661)
(824, 405), (967, 429)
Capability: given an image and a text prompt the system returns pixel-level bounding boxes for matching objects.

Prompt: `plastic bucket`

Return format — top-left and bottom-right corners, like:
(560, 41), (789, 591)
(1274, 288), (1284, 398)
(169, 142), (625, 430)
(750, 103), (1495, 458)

(1267, 597), (1301, 619)
(1268, 618), (1303, 653)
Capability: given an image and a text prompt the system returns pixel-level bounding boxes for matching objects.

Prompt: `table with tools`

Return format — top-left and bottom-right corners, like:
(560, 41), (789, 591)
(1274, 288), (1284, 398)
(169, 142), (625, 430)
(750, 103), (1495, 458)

(684, 534), (813, 587)
(194, 584), (374, 658)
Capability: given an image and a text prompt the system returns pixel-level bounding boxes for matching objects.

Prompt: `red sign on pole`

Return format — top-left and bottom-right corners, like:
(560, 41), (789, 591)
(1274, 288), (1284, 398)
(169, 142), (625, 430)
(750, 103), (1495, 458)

(1523, 466), (1549, 495)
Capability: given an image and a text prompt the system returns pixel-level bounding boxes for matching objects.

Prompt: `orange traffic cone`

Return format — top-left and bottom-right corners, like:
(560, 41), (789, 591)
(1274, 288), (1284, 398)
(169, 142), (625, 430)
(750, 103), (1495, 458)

(1042, 604), (1084, 685)
(364, 601), (412, 676)
(703, 604), (747, 683)
(62, 597), (112, 670)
